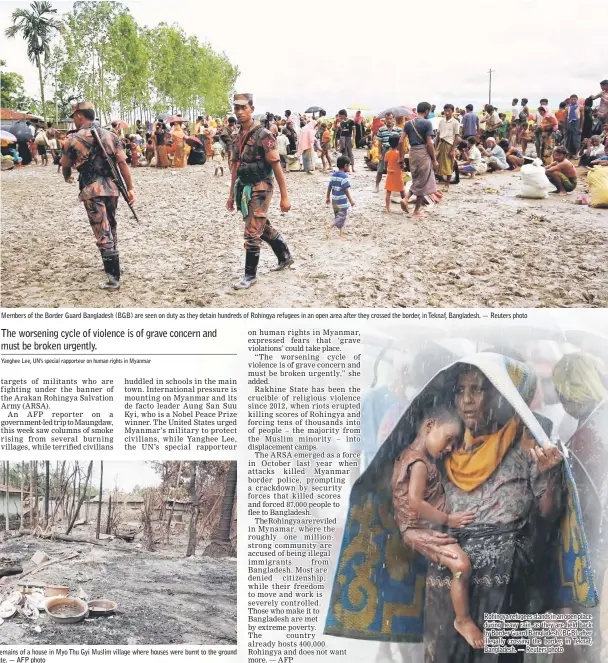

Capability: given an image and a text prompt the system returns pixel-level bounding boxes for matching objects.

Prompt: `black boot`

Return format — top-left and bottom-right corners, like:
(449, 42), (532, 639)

(100, 252), (120, 290)
(234, 250), (259, 290)
(268, 235), (294, 271)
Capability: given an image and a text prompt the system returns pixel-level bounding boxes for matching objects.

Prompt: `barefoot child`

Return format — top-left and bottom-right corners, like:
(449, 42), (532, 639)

(384, 134), (409, 213)
(325, 156), (355, 239)
(212, 135), (225, 176)
(392, 405), (484, 650)
(320, 123), (332, 172)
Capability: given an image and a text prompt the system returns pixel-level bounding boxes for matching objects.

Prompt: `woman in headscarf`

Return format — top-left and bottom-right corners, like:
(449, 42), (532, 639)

(171, 121), (187, 168)
(536, 106), (558, 165)
(154, 120), (169, 168)
(326, 353), (598, 663)
(204, 122), (216, 158)
(298, 119), (317, 174)
(552, 352), (608, 663)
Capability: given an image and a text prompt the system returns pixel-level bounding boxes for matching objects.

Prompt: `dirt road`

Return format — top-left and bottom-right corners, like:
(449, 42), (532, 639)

(0, 535), (236, 646)
(1, 154), (606, 308)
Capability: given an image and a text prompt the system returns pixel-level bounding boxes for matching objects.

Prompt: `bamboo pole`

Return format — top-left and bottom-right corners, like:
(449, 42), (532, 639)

(96, 461), (103, 540)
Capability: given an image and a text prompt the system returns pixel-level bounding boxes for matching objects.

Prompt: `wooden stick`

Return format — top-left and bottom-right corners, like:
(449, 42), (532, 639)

(18, 551), (80, 579)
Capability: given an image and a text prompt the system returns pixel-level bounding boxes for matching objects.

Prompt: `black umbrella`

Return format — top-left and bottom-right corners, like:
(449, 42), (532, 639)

(8, 122), (33, 142)
(305, 106), (325, 114)
(156, 113), (170, 121)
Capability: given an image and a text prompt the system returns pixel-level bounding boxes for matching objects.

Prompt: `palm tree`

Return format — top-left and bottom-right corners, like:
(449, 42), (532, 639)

(5, 2), (61, 122)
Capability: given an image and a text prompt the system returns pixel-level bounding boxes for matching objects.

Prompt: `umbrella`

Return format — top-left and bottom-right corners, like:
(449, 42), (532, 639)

(156, 113), (170, 121)
(112, 119), (129, 129)
(185, 136), (203, 148)
(0, 130), (17, 143)
(305, 106), (325, 114)
(252, 113), (266, 121)
(7, 122), (33, 141)
(169, 116), (187, 123)
(377, 105), (415, 119)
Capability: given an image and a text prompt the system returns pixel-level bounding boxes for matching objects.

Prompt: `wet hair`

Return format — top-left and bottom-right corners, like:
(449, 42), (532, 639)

(467, 136), (476, 145)
(417, 101), (431, 114)
(421, 404), (462, 428)
(486, 105), (494, 113)
(512, 98), (518, 103)
(570, 94), (578, 99)
(388, 134), (400, 148)
(337, 155), (350, 169)
(466, 104), (473, 111)
(443, 104), (454, 111)
(540, 98), (548, 104)
(498, 139), (510, 151)
(601, 80), (608, 86)
(554, 146), (568, 156)
(521, 98), (528, 104)
(585, 96), (594, 107)
(559, 101), (567, 109)
(458, 140), (468, 150)
(111, 121), (118, 128)
(285, 110), (291, 116)
(228, 116), (236, 124)
(338, 108), (347, 116)
(499, 113), (506, 118)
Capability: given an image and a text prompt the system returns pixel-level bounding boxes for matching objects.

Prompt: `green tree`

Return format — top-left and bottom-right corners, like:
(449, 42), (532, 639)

(0, 67), (26, 108)
(4, 1), (61, 122)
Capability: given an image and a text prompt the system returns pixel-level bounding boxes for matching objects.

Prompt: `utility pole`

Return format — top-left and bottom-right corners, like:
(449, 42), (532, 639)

(488, 69), (495, 106)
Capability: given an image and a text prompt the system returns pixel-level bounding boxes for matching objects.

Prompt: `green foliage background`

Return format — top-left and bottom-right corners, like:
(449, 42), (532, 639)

(4, 1), (239, 122)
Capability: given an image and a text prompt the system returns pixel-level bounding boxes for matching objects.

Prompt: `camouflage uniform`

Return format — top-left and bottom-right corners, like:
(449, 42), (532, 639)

(231, 93), (293, 290)
(60, 117), (126, 287)
(232, 124), (281, 252)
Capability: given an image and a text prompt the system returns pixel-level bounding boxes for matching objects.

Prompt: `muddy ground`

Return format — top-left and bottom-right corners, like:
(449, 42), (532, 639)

(1, 152), (607, 308)
(0, 533), (237, 645)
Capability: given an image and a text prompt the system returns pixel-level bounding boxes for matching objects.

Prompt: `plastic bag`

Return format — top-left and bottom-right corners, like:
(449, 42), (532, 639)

(519, 160), (553, 199)
(588, 166), (608, 208)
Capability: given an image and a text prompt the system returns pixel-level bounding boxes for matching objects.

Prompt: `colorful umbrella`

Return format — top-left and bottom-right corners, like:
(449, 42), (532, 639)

(0, 130), (17, 142)
(185, 136), (203, 148)
(377, 105), (415, 119)
(169, 116), (187, 123)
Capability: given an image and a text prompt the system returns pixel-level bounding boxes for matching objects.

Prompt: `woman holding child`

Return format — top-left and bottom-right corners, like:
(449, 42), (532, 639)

(325, 353), (598, 663)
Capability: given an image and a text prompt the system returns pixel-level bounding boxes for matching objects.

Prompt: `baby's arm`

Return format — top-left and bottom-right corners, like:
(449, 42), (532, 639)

(409, 462), (475, 528)
(408, 462), (449, 526)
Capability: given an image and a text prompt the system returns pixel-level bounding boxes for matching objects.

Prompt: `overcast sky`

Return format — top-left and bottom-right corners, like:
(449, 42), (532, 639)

(1, 0), (606, 114)
(89, 461), (160, 493)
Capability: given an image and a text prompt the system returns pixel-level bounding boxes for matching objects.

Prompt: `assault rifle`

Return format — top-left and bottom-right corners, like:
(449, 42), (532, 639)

(90, 126), (140, 223)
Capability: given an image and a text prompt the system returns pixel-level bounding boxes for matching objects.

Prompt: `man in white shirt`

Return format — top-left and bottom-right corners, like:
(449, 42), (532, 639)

(511, 98), (520, 122)
(435, 104), (461, 190)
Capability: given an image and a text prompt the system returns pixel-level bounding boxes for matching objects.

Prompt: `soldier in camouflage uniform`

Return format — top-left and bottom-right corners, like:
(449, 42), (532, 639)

(227, 93), (293, 289)
(60, 102), (135, 290)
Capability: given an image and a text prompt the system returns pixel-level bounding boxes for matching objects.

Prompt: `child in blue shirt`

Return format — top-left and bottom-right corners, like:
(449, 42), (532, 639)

(325, 156), (355, 239)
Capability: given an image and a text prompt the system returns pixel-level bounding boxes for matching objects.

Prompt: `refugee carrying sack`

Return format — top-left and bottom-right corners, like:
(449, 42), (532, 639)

(588, 166), (608, 208)
(519, 159), (554, 199)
